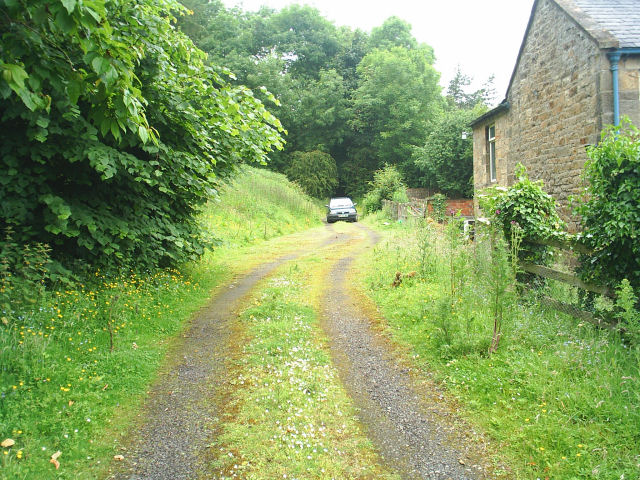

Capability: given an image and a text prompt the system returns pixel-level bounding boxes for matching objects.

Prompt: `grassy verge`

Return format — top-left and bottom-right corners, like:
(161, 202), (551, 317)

(207, 252), (399, 480)
(200, 166), (323, 248)
(358, 215), (640, 479)
(0, 167), (323, 479)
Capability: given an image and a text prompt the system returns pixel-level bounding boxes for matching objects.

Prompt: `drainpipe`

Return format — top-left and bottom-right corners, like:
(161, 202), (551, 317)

(607, 51), (621, 127)
(608, 48), (640, 127)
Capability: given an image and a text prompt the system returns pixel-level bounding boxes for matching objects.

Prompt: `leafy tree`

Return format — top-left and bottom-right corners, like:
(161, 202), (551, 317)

(350, 46), (442, 184)
(286, 151), (338, 199)
(0, 0), (283, 270)
(333, 27), (371, 91)
(362, 164), (407, 213)
(413, 109), (479, 197)
(446, 66), (496, 110)
(369, 17), (417, 50)
(278, 69), (349, 155)
(574, 118), (640, 289)
(265, 5), (340, 78)
(177, 3), (444, 197)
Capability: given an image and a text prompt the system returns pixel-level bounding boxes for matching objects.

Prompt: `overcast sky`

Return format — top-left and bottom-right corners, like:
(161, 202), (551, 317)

(221, 0), (535, 105)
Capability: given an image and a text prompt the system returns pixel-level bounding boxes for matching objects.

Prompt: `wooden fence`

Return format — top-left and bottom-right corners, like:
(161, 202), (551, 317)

(382, 198), (474, 221)
(517, 236), (617, 329)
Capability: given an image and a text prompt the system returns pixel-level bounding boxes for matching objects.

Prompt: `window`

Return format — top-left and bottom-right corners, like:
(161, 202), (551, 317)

(487, 125), (496, 182)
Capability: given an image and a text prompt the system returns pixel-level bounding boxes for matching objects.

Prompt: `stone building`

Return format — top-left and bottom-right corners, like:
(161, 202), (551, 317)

(471, 0), (640, 226)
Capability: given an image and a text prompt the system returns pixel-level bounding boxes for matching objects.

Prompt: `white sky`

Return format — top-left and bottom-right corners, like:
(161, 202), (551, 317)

(221, 0), (535, 105)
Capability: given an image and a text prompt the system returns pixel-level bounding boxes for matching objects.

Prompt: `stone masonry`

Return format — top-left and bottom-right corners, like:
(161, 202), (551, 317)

(472, 0), (640, 229)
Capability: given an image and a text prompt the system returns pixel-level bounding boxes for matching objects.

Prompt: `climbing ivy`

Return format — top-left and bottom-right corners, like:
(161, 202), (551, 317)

(479, 164), (564, 263)
(574, 118), (640, 289)
(0, 0), (284, 269)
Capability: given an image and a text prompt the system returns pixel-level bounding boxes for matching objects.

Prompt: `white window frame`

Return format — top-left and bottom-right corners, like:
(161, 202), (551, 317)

(487, 125), (497, 182)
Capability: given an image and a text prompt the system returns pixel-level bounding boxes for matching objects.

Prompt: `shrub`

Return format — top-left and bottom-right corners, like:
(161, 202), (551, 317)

(479, 164), (564, 263)
(573, 118), (640, 290)
(615, 279), (640, 344)
(362, 164), (407, 213)
(429, 193), (447, 222)
(285, 150), (338, 199)
(0, 0), (284, 271)
(412, 109), (476, 198)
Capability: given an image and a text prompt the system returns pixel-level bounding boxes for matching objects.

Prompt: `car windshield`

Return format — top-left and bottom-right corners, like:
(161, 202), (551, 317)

(329, 198), (353, 208)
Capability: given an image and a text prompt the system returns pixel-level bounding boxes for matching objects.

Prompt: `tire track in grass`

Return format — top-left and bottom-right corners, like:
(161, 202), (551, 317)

(108, 226), (349, 480)
(318, 223), (493, 480)
(203, 226), (399, 479)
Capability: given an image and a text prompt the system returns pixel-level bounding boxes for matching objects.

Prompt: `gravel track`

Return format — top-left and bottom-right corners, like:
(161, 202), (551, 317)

(108, 223), (497, 480)
(108, 229), (348, 480)
(319, 223), (493, 480)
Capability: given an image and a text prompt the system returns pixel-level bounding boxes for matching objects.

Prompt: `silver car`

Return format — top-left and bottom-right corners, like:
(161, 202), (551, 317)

(326, 197), (358, 223)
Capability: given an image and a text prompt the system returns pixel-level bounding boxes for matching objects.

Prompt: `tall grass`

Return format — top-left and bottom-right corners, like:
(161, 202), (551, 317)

(361, 216), (640, 479)
(201, 166), (323, 247)
(0, 166), (322, 478)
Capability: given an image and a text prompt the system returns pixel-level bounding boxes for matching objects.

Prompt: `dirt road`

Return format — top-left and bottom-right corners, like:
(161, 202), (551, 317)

(109, 223), (495, 480)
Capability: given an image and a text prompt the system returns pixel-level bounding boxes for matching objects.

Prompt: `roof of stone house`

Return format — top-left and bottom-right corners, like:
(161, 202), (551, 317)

(471, 0), (640, 127)
(559, 0), (640, 48)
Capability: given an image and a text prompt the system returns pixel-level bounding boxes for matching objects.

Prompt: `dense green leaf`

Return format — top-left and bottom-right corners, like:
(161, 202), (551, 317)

(1, 0), (284, 270)
(574, 118), (640, 289)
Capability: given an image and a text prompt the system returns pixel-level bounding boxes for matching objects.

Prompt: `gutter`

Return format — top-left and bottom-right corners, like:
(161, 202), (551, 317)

(468, 100), (510, 128)
(607, 48), (640, 126)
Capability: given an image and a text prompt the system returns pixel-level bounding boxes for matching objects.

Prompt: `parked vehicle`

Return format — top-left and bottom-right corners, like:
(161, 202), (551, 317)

(326, 197), (358, 223)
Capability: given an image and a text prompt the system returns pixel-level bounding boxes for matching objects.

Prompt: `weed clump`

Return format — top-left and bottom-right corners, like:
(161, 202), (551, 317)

(361, 215), (640, 479)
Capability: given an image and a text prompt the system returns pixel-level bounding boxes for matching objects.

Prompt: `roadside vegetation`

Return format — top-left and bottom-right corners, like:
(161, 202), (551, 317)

(208, 242), (399, 479)
(359, 214), (639, 479)
(201, 167), (322, 248)
(0, 168), (323, 478)
(358, 128), (640, 479)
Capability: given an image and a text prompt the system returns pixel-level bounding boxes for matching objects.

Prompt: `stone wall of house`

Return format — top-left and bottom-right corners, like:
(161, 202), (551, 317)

(472, 111), (510, 214)
(619, 56), (640, 126)
(472, 0), (640, 227)
(505, 0), (607, 224)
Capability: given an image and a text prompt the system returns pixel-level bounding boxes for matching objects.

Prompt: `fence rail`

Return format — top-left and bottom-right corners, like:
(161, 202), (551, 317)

(382, 198), (473, 221)
(518, 236), (615, 326)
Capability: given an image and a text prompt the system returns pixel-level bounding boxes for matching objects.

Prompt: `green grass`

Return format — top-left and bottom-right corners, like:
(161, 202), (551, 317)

(207, 256), (399, 480)
(201, 166), (324, 248)
(359, 215), (640, 479)
(0, 167), (323, 479)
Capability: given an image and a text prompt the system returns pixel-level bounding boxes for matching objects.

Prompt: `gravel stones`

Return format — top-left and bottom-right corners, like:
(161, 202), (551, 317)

(319, 225), (493, 480)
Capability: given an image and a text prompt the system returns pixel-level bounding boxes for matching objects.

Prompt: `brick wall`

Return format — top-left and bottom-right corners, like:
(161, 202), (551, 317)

(472, 0), (640, 230)
(425, 199), (474, 217)
(446, 199), (474, 217)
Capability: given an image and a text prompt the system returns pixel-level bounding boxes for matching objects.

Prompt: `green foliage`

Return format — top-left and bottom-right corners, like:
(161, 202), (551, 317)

(479, 165), (564, 262)
(615, 279), (640, 344)
(369, 17), (417, 50)
(413, 109), (478, 197)
(349, 46), (442, 183)
(429, 193), (448, 222)
(573, 118), (640, 289)
(179, 3), (446, 196)
(362, 218), (640, 479)
(201, 166), (323, 247)
(445, 66), (496, 110)
(0, 230), (51, 317)
(0, 165), (321, 478)
(275, 69), (349, 157)
(0, 0), (284, 271)
(0, 263), (220, 478)
(285, 150), (339, 199)
(362, 164), (407, 214)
